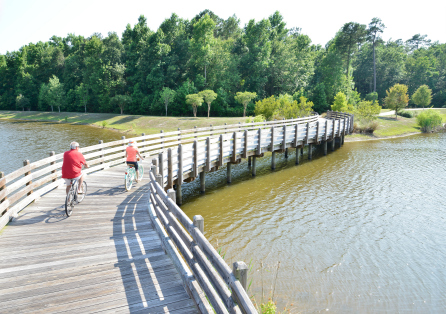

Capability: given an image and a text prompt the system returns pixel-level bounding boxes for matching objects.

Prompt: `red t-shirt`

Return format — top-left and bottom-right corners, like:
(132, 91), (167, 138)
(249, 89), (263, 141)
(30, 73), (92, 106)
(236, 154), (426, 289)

(62, 150), (86, 178)
(126, 146), (139, 162)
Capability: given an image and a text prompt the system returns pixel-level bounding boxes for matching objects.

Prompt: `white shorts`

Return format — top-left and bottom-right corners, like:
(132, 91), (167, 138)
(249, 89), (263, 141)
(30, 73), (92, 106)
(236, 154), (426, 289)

(63, 173), (83, 185)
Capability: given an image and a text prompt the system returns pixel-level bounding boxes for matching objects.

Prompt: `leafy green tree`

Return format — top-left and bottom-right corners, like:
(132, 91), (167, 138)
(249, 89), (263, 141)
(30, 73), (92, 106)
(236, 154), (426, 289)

(365, 92), (378, 104)
(198, 89), (217, 118)
(367, 18), (385, 93)
(384, 84), (409, 119)
(254, 96), (279, 120)
(335, 22), (367, 77)
(412, 84), (432, 109)
(331, 91), (350, 112)
(416, 109), (443, 132)
(110, 95), (132, 114)
(190, 14), (216, 86)
(185, 94), (203, 117)
(234, 91), (257, 117)
(16, 94), (30, 111)
(356, 100), (381, 122)
(75, 83), (89, 113)
(160, 87), (176, 116)
(312, 83), (328, 113)
(406, 34), (431, 51)
(47, 75), (66, 112)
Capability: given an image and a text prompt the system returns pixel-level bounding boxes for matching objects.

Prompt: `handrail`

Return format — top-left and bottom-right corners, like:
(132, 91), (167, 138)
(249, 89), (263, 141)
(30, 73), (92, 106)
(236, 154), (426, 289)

(0, 111), (354, 313)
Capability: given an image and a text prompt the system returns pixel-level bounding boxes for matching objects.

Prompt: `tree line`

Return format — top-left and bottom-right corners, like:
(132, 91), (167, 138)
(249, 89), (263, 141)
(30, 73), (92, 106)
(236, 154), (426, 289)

(1, 10), (445, 117)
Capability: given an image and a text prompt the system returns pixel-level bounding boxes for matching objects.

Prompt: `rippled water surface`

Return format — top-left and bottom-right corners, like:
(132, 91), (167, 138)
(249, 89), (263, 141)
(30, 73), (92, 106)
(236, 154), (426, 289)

(181, 133), (446, 313)
(0, 120), (122, 174)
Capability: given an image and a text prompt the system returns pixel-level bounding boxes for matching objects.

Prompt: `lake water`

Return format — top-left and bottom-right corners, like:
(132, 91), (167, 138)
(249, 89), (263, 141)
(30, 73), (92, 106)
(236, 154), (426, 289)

(0, 120), (122, 174)
(180, 133), (446, 313)
(1, 120), (445, 312)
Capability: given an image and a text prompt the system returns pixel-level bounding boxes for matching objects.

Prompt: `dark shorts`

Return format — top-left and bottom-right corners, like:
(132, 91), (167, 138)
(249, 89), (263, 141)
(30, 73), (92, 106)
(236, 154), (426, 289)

(126, 161), (138, 171)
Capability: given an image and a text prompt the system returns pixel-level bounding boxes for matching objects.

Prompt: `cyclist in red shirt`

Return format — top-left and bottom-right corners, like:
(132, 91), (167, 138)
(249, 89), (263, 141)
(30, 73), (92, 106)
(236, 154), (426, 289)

(62, 142), (89, 194)
(126, 140), (144, 182)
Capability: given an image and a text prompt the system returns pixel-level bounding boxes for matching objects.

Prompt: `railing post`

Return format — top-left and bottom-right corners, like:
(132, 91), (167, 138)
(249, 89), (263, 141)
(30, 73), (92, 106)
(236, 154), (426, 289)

(23, 160), (32, 196)
(193, 215), (204, 234)
(219, 135), (224, 167)
(177, 144), (183, 205)
(282, 124), (287, 151)
(49, 151), (56, 182)
(121, 136), (126, 161)
(206, 137), (211, 172)
(160, 130), (164, 149)
(294, 123), (299, 147)
(271, 126), (276, 170)
(193, 140), (198, 178)
(233, 261), (248, 291)
(194, 126), (197, 138)
(324, 120), (328, 156)
(305, 122), (309, 145)
(0, 172), (7, 215)
(257, 128), (262, 155)
(315, 121), (320, 144)
(243, 130), (248, 158)
(331, 119), (336, 151)
(178, 128), (181, 143)
(98, 140), (104, 165)
(159, 152), (164, 181)
(210, 124), (213, 137)
(151, 157), (159, 176)
(167, 148), (173, 189)
(155, 174), (163, 187)
(167, 189), (176, 203)
(232, 132), (237, 163)
(224, 123), (227, 134)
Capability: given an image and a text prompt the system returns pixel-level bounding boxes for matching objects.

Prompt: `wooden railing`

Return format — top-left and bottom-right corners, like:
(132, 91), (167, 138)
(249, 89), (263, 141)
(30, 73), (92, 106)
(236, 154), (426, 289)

(148, 171), (256, 313)
(0, 112), (353, 313)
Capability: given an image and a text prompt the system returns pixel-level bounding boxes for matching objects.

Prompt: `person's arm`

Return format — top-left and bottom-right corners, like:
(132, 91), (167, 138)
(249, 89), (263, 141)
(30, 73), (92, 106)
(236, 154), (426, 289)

(137, 150), (144, 160)
(82, 154), (89, 168)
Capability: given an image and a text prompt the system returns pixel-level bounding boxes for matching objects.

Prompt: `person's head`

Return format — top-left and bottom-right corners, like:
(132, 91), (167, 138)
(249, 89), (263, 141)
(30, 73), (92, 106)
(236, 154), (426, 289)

(70, 141), (80, 150)
(128, 140), (136, 147)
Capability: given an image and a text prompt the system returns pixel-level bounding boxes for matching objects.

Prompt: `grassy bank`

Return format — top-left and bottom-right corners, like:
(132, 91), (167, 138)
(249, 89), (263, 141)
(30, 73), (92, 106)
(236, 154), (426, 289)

(0, 111), (247, 135)
(346, 109), (446, 142)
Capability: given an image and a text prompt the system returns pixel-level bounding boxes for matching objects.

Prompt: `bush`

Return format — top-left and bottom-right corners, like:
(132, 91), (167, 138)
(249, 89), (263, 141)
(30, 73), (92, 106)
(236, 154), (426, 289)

(398, 110), (413, 118)
(353, 121), (378, 134)
(416, 109), (443, 132)
(245, 115), (266, 123)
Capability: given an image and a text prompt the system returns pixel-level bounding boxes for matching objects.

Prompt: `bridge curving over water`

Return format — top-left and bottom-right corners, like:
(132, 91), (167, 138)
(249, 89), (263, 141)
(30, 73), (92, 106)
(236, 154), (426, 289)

(0, 111), (353, 313)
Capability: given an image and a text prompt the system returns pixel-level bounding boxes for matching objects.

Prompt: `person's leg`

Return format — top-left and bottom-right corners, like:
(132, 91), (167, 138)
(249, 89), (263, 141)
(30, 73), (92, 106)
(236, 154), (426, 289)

(135, 163), (139, 181)
(66, 185), (71, 194)
(78, 174), (84, 193)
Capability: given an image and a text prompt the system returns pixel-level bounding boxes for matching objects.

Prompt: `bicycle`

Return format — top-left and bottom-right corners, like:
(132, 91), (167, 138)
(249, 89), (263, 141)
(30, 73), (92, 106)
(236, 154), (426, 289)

(125, 161), (144, 191)
(65, 177), (87, 217)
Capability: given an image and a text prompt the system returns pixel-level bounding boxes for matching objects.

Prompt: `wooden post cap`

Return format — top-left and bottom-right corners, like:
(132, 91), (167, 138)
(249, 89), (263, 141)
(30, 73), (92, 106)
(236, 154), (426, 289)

(167, 189), (176, 202)
(233, 261), (249, 291)
(193, 215), (204, 234)
(155, 174), (163, 186)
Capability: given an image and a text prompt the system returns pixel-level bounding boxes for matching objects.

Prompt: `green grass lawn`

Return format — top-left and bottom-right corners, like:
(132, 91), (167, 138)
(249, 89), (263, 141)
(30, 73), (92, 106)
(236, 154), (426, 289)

(0, 111), (247, 135)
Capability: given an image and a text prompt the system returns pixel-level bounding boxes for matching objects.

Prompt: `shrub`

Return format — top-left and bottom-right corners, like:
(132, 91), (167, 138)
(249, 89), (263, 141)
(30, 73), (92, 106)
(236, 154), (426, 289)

(353, 121), (378, 134)
(101, 121), (108, 128)
(398, 110), (413, 118)
(245, 115), (266, 123)
(416, 109), (443, 132)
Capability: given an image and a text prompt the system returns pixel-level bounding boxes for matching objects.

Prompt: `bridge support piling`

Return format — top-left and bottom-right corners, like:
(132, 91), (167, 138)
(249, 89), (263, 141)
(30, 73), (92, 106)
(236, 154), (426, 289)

(295, 147), (300, 165)
(200, 171), (205, 194)
(301, 147), (304, 156)
(331, 138), (335, 151)
(227, 163), (232, 183)
(271, 152), (276, 170)
(308, 144), (313, 160)
(248, 156), (251, 167)
(252, 157), (257, 176)
(323, 141), (328, 155)
(285, 148), (288, 159)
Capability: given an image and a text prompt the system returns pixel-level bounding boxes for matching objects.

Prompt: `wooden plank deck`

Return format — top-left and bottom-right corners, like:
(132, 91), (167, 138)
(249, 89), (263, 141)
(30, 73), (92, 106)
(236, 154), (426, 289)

(0, 161), (198, 314)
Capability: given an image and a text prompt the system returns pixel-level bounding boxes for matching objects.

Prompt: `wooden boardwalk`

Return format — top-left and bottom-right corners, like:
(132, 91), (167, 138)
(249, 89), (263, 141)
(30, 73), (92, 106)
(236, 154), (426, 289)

(0, 161), (198, 313)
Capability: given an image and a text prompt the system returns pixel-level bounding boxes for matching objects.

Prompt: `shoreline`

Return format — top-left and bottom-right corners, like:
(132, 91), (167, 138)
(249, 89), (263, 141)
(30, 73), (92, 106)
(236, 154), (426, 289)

(344, 132), (421, 143)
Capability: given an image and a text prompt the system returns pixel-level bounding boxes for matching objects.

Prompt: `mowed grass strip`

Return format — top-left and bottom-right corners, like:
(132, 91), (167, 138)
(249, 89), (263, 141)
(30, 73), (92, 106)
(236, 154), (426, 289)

(0, 110), (247, 135)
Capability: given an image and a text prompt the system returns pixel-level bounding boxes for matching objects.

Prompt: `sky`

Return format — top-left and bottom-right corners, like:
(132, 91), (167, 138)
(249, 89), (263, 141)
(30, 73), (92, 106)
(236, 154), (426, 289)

(0, 0), (445, 54)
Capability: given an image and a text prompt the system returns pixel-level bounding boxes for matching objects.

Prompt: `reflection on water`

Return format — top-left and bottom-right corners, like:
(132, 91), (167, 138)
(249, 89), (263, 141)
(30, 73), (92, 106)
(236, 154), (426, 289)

(181, 133), (446, 313)
(0, 120), (123, 174)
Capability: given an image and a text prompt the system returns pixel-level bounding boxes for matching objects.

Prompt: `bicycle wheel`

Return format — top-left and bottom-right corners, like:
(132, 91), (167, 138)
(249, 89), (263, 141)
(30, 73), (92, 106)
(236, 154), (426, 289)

(65, 191), (75, 217)
(125, 172), (133, 191)
(77, 181), (87, 203)
(138, 164), (144, 181)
